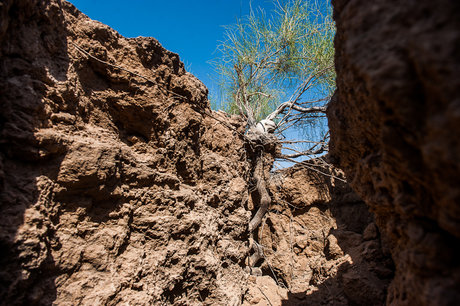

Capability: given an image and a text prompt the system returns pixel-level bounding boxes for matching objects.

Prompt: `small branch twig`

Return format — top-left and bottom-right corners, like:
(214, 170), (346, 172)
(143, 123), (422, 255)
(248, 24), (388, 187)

(279, 157), (347, 183)
(258, 287), (274, 306)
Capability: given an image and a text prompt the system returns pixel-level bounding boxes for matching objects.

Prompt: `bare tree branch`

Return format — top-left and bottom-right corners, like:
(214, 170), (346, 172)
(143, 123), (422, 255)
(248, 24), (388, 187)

(279, 144), (327, 158)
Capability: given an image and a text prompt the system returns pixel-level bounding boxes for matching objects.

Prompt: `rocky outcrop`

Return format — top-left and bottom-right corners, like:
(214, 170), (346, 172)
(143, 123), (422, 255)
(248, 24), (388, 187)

(328, 0), (460, 304)
(244, 165), (393, 305)
(0, 0), (250, 304)
(1, 0), (396, 305)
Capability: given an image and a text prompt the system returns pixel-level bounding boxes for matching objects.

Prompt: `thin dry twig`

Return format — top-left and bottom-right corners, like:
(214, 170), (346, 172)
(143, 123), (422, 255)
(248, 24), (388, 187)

(257, 287), (274, 306)
(280, 157), (347, 183)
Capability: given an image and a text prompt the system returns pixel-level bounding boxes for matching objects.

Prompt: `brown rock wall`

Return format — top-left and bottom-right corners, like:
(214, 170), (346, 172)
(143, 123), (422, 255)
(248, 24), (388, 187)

(328, 0), (460, 304)
(244, 165), (393, 305)
(0, 0), (250, 304)
(1, 0), (399, 305)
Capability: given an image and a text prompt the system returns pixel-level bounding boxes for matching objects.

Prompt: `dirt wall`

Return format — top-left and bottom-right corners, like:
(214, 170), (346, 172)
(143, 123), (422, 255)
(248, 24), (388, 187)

(0, 1), (250, 304)
(1, 0), (396, 305)
(328, 0), (460, 304)
(244, 165), (393, 305)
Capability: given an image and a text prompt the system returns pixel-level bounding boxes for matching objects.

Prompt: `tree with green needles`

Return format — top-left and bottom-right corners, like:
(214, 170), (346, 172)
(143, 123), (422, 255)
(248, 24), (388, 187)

(212, 0), (335, 163)
(211, 0), (336, 272)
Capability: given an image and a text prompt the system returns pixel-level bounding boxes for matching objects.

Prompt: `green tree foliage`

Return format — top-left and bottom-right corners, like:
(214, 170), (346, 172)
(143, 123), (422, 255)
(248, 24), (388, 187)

(212, 0), (335, 160)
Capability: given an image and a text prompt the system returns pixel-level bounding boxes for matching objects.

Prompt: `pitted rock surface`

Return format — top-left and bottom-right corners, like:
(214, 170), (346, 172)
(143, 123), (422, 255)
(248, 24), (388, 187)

(0, 1), (249, 304)
(328, 0), (460, 304)
(1, 0), (395, 305)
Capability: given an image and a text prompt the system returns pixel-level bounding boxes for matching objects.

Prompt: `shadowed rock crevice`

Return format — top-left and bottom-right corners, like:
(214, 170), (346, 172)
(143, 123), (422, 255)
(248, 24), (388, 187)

(1, 0), (70, 303)
(243, 165), (393, 305)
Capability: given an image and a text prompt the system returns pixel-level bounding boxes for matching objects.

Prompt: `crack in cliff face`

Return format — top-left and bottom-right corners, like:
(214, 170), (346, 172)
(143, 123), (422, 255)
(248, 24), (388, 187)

(242, 164), (394, 305)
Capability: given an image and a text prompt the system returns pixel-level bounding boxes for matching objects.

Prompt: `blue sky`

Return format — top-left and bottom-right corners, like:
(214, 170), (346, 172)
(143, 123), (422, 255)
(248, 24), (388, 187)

(68, 0), (277, 96)
(68, 0), (332, 168)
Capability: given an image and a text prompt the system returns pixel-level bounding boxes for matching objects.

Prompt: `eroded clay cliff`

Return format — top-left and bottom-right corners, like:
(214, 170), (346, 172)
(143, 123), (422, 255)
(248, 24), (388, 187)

(0, 0), (251, 304)
(1, 0), (396, 305)
(244, 165), (393, 305)
(328, 0), (460, 304)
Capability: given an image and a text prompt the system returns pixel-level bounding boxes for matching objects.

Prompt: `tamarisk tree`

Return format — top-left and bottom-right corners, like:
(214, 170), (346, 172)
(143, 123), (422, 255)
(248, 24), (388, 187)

(212, 0), (336, 272)
(212, 0), (335, 163)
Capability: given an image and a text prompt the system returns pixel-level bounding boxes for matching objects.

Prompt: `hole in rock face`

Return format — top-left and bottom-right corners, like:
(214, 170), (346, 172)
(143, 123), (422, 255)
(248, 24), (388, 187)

(163, 282), (187, 304)
(199, 288), (210, 301)
(170, 258), (179, 266)
(0, 114), (5, 132)
(187, 247), (200, 256)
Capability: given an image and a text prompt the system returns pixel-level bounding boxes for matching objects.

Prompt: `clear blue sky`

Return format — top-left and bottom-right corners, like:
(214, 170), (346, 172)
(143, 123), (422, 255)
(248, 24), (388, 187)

(68, 0), (277, 96)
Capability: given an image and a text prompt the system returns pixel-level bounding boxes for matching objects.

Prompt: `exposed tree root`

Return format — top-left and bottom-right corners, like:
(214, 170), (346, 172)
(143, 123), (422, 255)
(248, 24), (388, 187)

(248, 157), (271, 233)
(249, 236), (264, 267)
(246, 143), (273, 270)
(244, 132), (278, 273)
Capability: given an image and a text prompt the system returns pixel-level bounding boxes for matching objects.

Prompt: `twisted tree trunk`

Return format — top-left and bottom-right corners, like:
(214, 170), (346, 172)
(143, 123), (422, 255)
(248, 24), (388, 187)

(244, 131), (278, 269)
(248, 155), (271, 267)
(248, 157), (270, 233)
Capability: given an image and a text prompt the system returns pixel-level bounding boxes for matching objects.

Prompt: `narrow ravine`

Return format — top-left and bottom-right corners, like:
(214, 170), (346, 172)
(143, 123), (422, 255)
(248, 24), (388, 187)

(1, 0), (459, 305)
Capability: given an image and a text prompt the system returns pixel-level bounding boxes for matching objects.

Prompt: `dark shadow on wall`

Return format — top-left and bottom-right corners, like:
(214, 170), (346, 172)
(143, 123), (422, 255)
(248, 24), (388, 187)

(0, 0), (70, 304)
(277, 164), (394, 305)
